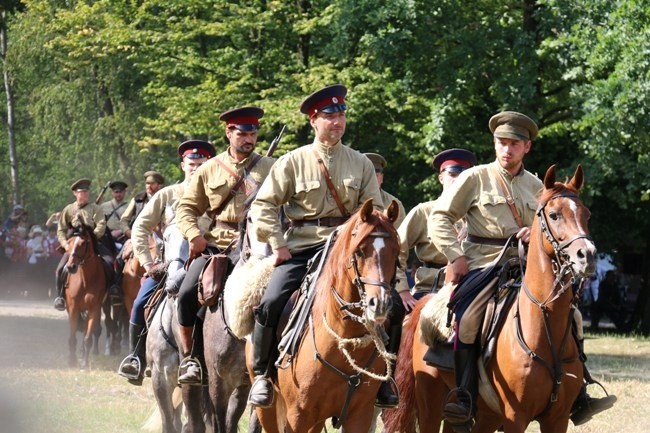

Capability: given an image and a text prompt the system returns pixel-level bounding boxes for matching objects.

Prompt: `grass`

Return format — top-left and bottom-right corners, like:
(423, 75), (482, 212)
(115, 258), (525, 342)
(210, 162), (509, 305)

(1, 300), (650, 432)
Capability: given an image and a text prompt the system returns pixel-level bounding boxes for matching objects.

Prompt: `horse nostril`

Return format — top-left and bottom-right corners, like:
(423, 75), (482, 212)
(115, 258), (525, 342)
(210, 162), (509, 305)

(368, 297), (377, 309)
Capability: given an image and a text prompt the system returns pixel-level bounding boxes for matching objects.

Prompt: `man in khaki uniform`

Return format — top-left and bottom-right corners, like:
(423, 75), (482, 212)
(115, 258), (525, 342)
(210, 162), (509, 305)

(247, 84), (403, 409)
(111, 171), (165, 304)
(120, 171), (165, 238)
(175, 107), (275, 385)
(364, 152), (406, 228)
(53, 179), (113, 311)
(429, 111), (614, 430)
(395, 148), (476, 303)
(118, 140), (215, 385)
(100, 180), (128, 245)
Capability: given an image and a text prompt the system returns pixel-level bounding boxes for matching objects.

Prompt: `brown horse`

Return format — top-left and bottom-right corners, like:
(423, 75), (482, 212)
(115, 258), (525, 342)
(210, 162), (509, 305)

(121, 236), (159, 317)
(248, 199), (401, 433)
(64, 224), (107, 369)
(383, 165), (596, 433)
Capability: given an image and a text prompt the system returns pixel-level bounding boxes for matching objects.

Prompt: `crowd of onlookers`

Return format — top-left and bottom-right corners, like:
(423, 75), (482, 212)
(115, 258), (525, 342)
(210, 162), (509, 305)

(1, 204), (62, 298)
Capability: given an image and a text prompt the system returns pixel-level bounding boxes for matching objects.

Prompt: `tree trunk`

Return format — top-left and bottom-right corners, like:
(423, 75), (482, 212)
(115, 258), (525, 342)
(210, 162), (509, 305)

(1, 11), (19, 205)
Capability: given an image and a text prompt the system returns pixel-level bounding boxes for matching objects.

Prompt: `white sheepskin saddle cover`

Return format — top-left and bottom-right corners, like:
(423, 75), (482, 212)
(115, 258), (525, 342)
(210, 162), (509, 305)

(419, 283), (455, 347)
(223, 256), (275, 339)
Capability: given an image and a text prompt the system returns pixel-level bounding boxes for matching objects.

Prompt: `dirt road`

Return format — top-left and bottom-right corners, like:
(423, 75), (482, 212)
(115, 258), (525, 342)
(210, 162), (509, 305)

(0, 296), (153, 433)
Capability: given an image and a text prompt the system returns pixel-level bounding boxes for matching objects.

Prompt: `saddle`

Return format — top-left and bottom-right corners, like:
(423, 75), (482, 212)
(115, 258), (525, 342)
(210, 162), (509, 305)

(423, 243), (523, 371)
(275, 229), (339, 369)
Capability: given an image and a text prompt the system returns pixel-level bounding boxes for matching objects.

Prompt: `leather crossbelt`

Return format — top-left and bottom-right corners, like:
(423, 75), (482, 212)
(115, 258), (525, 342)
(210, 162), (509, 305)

(214, 220), (239, 230)
(466, 234), (510, 246)
(491, 166), (524, 228)
(291, 217), (348, 228)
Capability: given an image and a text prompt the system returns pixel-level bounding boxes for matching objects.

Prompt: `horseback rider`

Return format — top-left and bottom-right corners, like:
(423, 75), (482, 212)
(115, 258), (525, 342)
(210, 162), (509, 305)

(118, 140), (216, 385)
(396, 148), (477, 301)
(175, 107), (275, 385)
(363, 153), (406, 228)
(110, 171), (165, 306)
(53, 178), (116, 311)
(100, 180), (129, 247)
(428, 111), (616, 431)
(246, 84), (405, 409)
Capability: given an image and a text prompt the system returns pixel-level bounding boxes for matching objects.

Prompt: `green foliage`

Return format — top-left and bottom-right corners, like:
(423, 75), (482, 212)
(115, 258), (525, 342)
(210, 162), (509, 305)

(1, 0), (649, 263)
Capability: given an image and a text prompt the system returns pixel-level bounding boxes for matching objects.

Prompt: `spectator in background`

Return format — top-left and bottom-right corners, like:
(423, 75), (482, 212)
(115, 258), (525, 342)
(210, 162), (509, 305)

(4, 204), (29, 231)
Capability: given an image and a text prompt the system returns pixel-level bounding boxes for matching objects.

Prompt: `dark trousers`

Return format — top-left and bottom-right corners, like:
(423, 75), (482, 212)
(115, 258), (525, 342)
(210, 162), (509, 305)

(177, 248), (235, 327)
(254, 245), (324, 328)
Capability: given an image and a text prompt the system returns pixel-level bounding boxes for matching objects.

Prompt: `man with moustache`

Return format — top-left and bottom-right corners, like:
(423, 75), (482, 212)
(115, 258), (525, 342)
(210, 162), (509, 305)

(174, 106), (275, 385)
(247, 84), (404, 409)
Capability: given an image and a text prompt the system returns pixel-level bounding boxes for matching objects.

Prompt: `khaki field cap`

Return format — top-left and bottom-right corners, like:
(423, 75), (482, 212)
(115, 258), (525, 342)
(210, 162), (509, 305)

(364, 152), (387, 172)
(144, 171), (165, 184)
(489, 111), (538, 141)
(71, 178), (91, 191)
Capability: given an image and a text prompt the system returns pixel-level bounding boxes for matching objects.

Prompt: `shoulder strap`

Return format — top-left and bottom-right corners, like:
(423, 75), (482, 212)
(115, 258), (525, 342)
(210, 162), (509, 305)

(312, 147), (349, 218)
(105, 201), (127, 221)
(491, 166), (524, 228)
(213, 154), (262, 217)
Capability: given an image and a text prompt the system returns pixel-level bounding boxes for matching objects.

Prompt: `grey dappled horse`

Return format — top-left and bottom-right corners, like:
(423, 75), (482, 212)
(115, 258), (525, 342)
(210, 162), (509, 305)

(203, 215), (268, 433)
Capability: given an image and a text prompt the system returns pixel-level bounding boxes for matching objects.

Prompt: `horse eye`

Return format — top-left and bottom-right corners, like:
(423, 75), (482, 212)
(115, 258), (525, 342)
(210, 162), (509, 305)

(548, 211), (559, 221)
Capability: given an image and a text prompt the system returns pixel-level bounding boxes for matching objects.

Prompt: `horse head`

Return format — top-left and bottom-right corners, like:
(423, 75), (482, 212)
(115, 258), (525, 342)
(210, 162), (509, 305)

(538, 164), (597, 279)
(65, 225), (96, 274)
(320, 199), (400, 328)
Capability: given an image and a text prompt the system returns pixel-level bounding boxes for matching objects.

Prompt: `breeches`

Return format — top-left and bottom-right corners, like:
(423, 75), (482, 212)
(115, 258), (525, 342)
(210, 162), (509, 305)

(454, 278), (498, 348)
(254, 246), (322, 329)
(131, 277), (158, 326)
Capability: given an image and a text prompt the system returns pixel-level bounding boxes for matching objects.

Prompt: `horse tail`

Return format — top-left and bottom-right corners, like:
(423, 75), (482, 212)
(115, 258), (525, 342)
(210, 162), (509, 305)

(141, 387), (183, 432)
(382, 294), (432, 433)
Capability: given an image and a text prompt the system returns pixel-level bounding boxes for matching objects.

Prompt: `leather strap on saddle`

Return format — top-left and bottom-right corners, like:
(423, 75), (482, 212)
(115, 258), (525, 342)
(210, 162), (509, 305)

(492, 167), (524, 228)
(312, 147), (349, 218)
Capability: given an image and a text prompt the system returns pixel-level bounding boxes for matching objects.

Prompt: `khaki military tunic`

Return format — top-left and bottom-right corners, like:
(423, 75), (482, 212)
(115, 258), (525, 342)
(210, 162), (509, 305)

(176, 151), (274, 250)
(251, 140), (383, 253)
(100, 198), (128, 232)
(119, 194), (147, 233)
(380, 189), (406, 228)
(395, 200), (448, 294)
(132, 183), (183, 265)
(57, 202), (106, 247)
(428, 160), (543, 270)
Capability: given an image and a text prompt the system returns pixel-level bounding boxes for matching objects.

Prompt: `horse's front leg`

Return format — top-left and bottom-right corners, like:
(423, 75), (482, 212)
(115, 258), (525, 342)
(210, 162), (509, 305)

(68, 316), (78, 367)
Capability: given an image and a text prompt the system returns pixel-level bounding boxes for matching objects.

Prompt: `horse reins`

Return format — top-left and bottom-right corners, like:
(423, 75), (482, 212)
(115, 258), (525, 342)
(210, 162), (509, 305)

(309, 227), (397, 429)
(514, 192), (592, 417)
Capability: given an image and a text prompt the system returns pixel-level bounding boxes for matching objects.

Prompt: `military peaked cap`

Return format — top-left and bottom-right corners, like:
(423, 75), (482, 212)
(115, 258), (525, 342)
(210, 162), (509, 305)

(71, 178), (91, 191)
(109, 180), (128, 191)
(219, 106), (264, 131)
(432, 148), (478, 173)
(143, 171), (165, 184)
(300, 84), (347, 117)
(364, 153), (387, 172)
(177, 140), (216, 160)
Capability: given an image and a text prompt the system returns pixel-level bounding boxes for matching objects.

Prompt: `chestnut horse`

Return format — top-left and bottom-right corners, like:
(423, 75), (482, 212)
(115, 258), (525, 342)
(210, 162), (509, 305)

(64, 224), (107, 369)
(248, 199), (401, 433)
(383, 165), (596, 433)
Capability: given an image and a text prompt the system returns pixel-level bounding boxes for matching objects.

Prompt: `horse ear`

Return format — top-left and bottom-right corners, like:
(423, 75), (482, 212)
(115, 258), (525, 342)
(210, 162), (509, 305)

(543, 164), (557, 189)
(568, 164), (584, 191)
(386, 200), (399, 224)
(360, 198), (374, 222)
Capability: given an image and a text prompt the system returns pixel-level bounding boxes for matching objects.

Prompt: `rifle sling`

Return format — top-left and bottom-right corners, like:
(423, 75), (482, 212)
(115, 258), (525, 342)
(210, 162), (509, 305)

(212, 154), (262, 221)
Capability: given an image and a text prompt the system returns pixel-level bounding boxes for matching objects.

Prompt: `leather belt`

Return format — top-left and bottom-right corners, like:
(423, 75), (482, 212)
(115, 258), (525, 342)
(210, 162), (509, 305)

(421, 262), (444, 269)
(466, 234), (510, 246)
(215, 220), (239, 230)
(291, 217), (348, 228)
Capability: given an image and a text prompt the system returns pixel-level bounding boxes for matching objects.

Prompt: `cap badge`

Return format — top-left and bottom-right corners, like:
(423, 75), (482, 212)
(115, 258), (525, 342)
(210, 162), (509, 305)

(332, 97), (339, 104)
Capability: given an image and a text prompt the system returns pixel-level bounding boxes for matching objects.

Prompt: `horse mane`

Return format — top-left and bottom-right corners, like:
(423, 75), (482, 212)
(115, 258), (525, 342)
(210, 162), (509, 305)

(538, 180), (579, 206)
(313, 207), (399, 319)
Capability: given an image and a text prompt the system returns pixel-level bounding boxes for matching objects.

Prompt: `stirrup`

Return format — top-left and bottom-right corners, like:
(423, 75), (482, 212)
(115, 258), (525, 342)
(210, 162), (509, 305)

(375, 377), (400, 408)
(118, 355), (142, 380)
(178, 356), (203, 385)
(443, 387), (474, 425)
